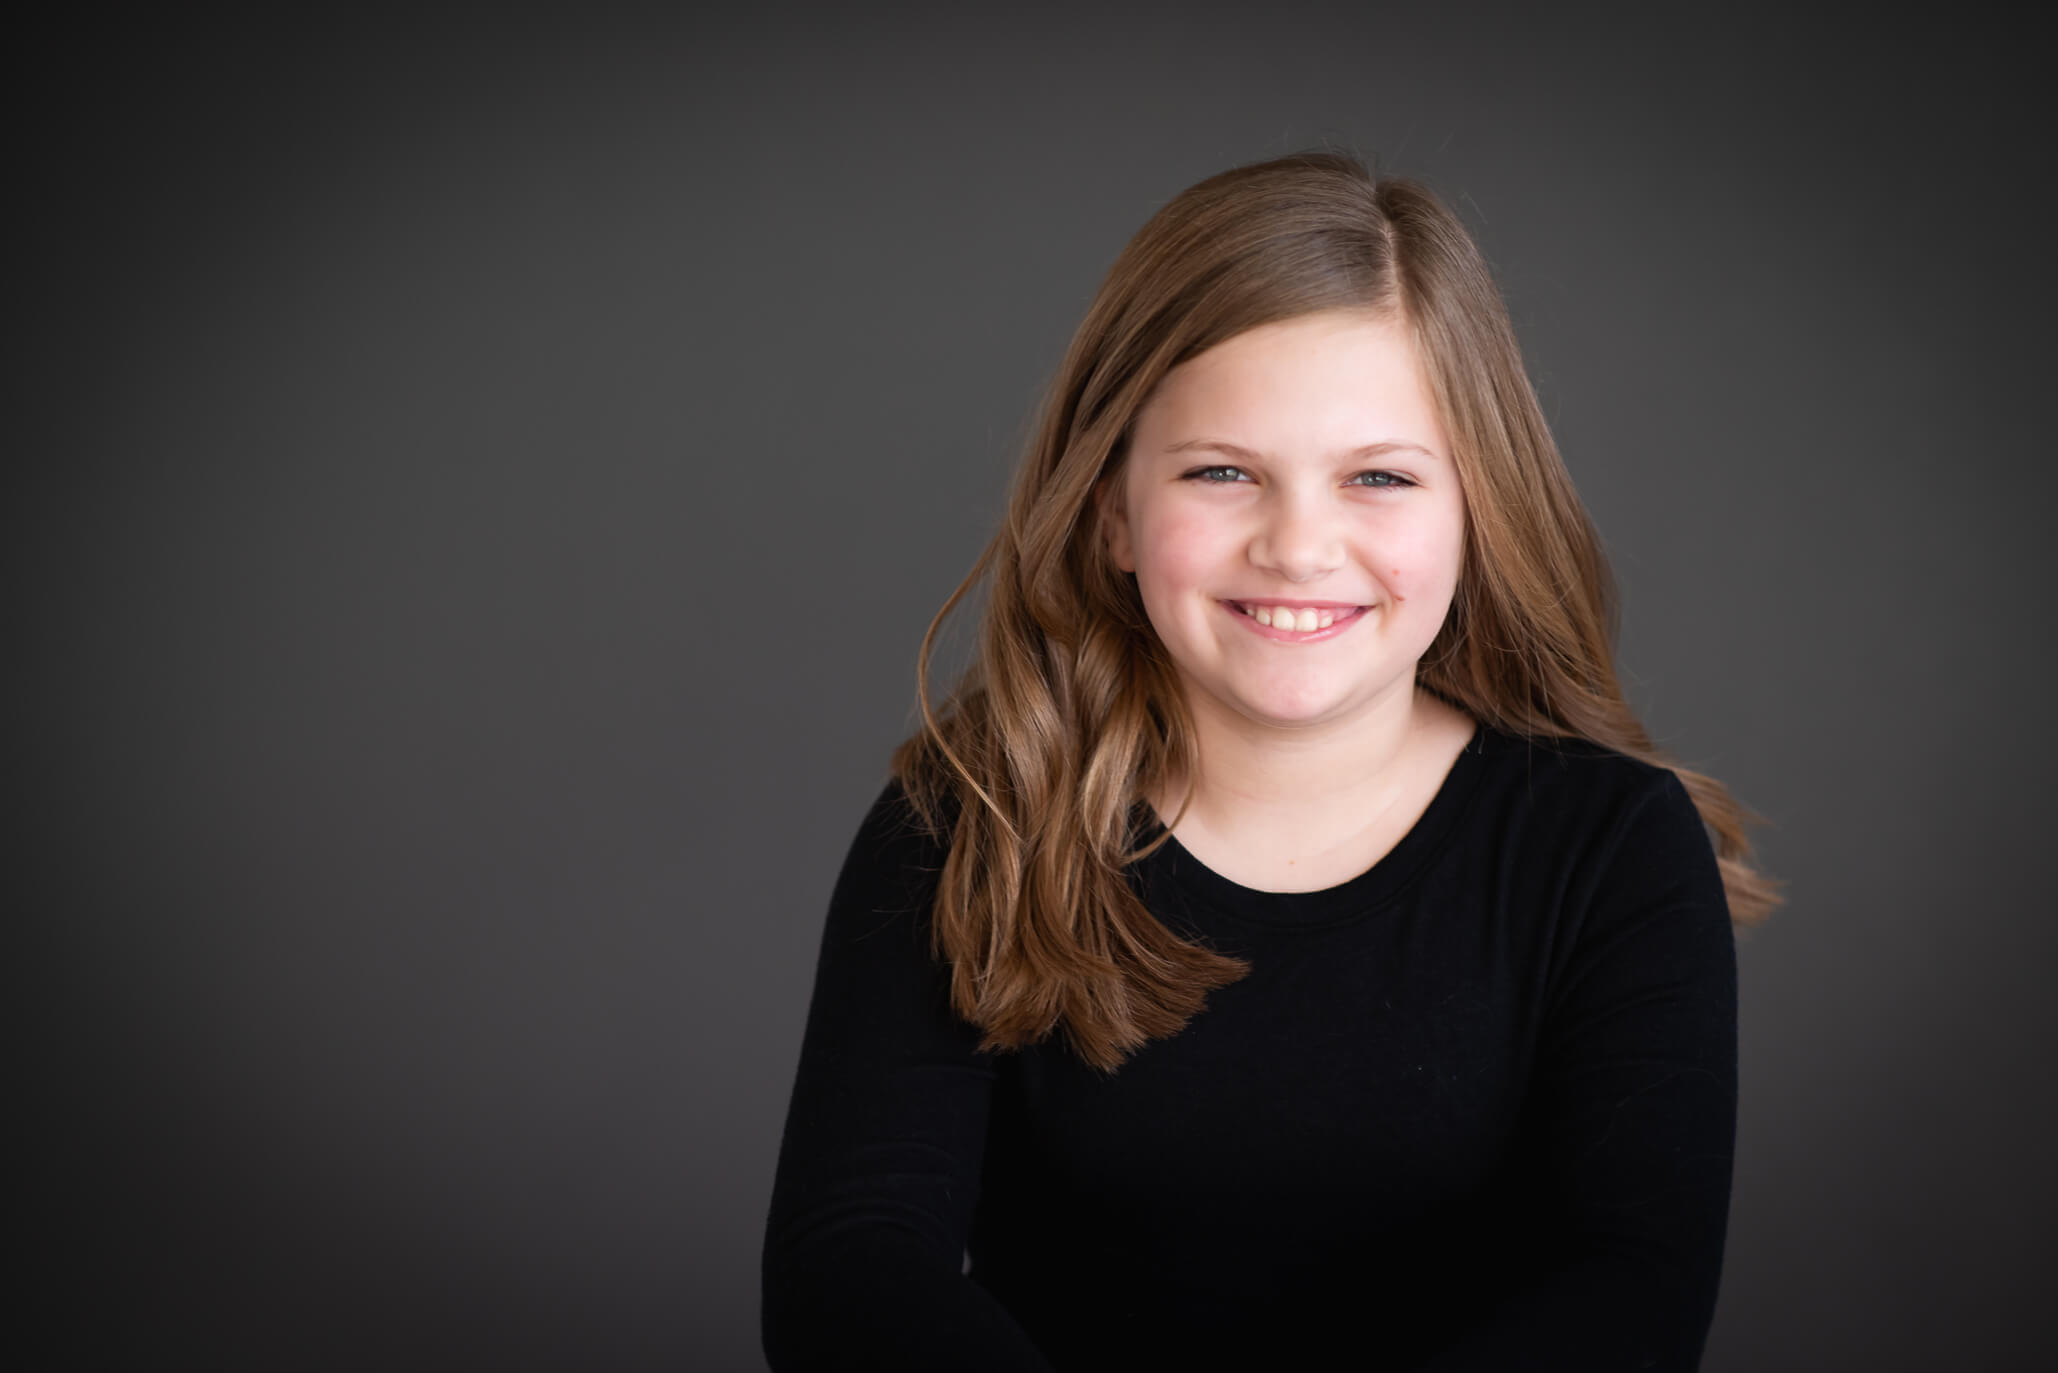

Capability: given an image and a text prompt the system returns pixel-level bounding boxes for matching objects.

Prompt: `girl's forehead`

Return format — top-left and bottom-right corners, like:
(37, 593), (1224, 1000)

(1130, 313), (1444, 456)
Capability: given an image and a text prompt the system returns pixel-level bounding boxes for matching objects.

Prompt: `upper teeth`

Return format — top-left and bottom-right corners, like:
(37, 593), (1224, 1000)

(1241, 605), (1345, 631)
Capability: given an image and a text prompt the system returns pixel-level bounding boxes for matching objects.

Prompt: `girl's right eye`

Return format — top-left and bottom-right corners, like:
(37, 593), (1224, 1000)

(1184, 466), (1250, 484)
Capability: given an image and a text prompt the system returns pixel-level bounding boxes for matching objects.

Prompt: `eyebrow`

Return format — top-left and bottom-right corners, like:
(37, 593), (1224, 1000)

(1164, 438), (1441, 464)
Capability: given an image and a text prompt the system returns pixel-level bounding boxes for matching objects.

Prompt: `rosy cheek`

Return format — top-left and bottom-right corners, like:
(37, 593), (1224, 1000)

(1142, 509), (1223, 583)
(1368, 534), (1434, 599)
(1378, 512), (1464, 590)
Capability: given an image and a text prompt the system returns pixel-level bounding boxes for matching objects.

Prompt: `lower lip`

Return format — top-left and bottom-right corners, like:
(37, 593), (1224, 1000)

(1223, 601), (1370, 642)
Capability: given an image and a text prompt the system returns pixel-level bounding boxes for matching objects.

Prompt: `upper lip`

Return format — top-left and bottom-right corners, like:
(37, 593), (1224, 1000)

(1223, 598), (1366, 609)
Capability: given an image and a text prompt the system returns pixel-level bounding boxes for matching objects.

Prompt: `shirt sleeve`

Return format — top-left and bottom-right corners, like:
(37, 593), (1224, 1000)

(1416, 768), (1741, 1372)
(761, 781), (1058, 1372)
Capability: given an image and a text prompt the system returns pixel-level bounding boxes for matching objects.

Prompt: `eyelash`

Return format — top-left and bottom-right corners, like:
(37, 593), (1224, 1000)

(1183, 465), (1417, 490)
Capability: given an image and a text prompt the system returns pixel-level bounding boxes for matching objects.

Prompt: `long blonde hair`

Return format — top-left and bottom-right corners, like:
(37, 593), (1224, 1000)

(890, 152), (1780, 1073)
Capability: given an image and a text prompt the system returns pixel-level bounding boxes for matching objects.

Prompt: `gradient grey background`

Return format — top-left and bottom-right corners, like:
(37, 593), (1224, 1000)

(23, 7), (2055, 1370)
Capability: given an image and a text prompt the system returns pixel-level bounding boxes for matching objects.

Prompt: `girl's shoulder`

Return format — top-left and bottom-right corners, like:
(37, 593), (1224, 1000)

(1469, 724), (1699, 844)
(1475, 723), (1679, 786)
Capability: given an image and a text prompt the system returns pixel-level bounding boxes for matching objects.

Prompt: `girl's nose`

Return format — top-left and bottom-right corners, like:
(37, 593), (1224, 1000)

(1250, 494), (1344, 583)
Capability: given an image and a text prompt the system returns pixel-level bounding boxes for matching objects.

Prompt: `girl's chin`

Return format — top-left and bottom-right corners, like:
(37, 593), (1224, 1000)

(1244, 703), (1356, 728)
(1180, 668), (1426, 730)
(1208, 687), (1364, 729)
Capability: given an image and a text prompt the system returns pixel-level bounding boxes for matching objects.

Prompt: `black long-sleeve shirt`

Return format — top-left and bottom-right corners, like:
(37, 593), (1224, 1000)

(763, 723), (1739, 1370)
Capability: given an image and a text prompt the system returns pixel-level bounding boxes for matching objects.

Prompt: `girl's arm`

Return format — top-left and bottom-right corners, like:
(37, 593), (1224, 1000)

(761, 783), (1056, 1372)
(1420, 770), (1741, 1372)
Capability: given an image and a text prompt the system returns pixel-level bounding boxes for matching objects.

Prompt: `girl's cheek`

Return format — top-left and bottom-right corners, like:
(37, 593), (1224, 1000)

(1366, 520), (1464, 599)
(1146, 510), (1226, 578)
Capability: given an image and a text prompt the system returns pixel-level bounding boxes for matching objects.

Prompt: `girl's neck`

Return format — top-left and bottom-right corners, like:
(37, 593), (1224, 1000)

(1155, 681), (1465, 840)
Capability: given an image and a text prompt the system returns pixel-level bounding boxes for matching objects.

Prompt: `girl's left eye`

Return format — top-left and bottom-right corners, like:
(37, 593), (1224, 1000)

(1347, 470), (1415, 489)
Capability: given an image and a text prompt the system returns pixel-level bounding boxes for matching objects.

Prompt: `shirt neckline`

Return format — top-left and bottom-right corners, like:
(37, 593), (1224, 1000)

(1131, 722), (1498, 929)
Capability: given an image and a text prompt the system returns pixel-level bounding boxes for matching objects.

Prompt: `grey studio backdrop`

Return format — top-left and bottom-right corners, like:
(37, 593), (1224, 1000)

(21, 7), (2055, 1371)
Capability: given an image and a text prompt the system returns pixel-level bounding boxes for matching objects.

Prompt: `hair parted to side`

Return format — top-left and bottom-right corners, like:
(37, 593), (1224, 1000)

(890, 150), (1782, 1073)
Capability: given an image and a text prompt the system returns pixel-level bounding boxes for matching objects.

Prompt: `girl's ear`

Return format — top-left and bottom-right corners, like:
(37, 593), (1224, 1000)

(1096, 475), (1137, 574)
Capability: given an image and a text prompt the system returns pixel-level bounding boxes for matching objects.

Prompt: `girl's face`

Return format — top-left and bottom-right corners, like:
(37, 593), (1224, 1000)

(1098, 310), (1466, 733)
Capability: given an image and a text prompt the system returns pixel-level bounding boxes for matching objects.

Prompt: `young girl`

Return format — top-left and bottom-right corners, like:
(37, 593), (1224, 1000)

(761, 151), (1778, 1372)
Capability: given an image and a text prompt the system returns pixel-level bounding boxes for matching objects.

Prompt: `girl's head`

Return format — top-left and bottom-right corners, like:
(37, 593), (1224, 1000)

(998, 149), (1613, 751)
(1097, 307), (1465, 738)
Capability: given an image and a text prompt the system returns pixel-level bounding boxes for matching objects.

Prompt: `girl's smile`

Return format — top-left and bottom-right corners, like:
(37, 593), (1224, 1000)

(1223, 599), (1371, 641)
